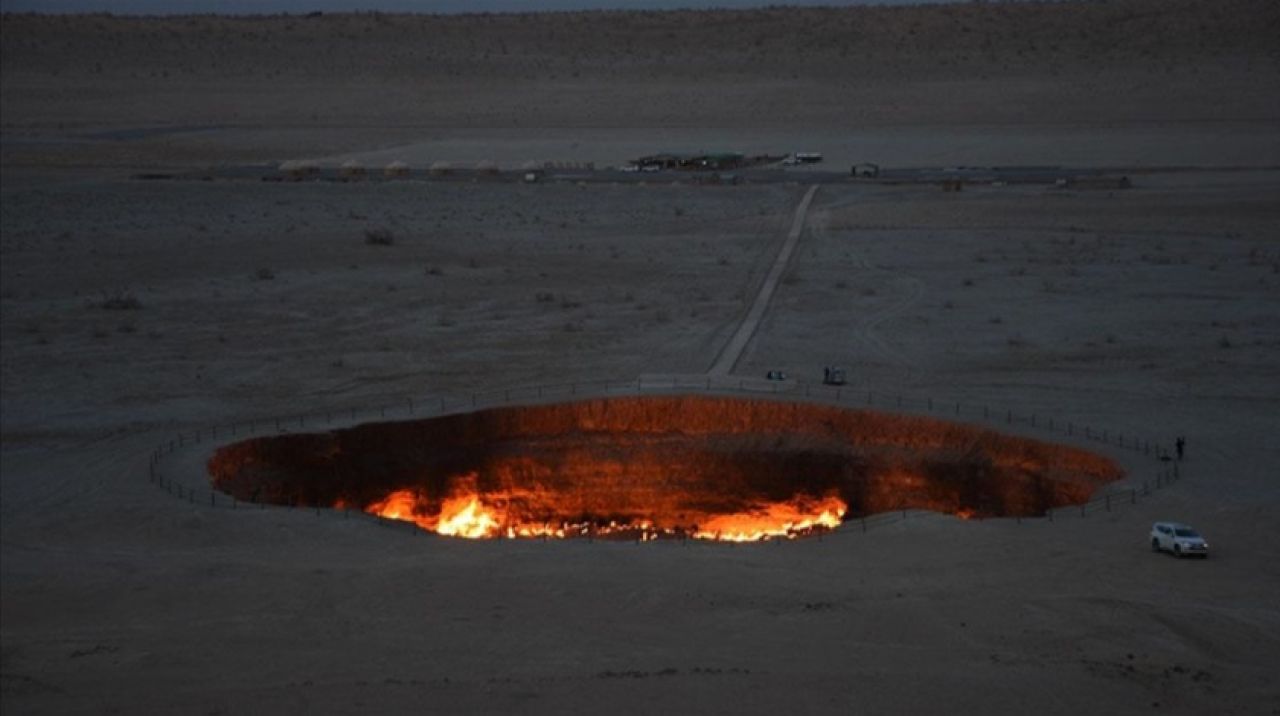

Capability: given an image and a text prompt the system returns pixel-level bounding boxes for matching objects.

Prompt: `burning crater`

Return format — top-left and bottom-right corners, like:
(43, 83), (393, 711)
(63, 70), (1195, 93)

(208, 395), (1122, 542)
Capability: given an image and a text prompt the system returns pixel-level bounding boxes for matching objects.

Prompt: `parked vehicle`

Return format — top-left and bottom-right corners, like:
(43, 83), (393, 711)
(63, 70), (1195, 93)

(1150, 522), (1209, 558)
(822, 366), (847, 385)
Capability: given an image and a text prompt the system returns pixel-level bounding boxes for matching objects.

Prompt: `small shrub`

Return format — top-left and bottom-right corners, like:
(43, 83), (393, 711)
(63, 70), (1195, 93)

(364, 228), (395, 246)
(535, 291), (556, 303)
(254, 267), (276, 280)
(1218, 335), (1231, 349)
(961, 278), (975, 287)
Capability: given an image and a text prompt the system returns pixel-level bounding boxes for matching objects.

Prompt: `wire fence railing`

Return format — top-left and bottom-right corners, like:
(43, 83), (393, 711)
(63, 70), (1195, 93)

(146, 375), (1184, 542)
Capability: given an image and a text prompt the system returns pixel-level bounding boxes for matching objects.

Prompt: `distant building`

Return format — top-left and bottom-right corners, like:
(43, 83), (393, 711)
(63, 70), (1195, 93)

(279, 160), (319, 181)
(340, 160), (367, 180)
(632, 152), (747, 171)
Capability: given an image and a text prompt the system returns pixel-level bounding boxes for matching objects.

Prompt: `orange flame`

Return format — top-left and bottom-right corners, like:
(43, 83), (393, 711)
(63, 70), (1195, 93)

(692, 495), (847, 542)
(363, 487), (846, 542)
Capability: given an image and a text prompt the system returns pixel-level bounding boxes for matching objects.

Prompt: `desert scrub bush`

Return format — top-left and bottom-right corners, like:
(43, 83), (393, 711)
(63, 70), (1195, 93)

(253, 267), (276, 280)
(364, 227), (395, 246)
(99, 290), (141, 310)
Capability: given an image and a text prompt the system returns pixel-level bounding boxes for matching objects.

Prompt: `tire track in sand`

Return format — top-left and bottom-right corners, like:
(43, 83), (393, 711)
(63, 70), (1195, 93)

(808, 206), (923, 382)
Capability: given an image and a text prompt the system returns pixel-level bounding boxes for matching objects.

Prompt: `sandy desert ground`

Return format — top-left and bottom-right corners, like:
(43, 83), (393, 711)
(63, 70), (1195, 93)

(2, 0), (1280, 713)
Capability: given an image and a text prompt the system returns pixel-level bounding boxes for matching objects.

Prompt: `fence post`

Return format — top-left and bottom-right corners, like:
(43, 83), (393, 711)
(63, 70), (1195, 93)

(955, 402), (960, 416)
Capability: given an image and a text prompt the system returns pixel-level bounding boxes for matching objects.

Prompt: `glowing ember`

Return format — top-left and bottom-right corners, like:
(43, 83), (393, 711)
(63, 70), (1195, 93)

(692, 495), (847, 542)
(363, 486), (847, 541)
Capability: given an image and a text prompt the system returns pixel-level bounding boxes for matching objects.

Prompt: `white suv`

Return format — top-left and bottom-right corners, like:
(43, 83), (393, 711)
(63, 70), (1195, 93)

(1150, 522), (1209, 558)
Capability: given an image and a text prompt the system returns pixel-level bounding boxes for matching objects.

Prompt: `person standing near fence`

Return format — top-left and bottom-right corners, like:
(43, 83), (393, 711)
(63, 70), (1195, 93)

(1176, 436), (1186, 461)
